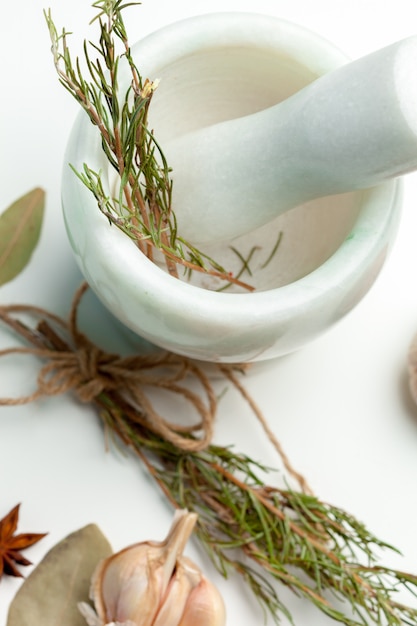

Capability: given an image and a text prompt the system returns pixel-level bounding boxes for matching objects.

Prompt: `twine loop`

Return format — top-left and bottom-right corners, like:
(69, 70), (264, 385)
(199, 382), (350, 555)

(0, 282), (310, 490)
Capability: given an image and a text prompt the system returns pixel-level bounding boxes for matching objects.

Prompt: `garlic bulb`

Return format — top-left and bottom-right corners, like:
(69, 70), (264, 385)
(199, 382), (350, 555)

(78, 510), (226, 626)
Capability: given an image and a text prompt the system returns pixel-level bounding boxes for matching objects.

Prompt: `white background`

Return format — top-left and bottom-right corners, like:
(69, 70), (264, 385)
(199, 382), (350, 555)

(1, 1), (417, 625)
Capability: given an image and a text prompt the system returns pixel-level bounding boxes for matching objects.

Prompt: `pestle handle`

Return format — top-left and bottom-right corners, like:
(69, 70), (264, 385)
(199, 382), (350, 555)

(164, 36), (417, 244)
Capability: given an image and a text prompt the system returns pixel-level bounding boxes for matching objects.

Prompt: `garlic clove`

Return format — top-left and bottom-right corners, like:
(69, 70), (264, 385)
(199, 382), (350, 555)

(152, 559), (199, 626)
(178, 558), (226, 626)
(99, 546), (161, 625)
(153, 555), (226, 626)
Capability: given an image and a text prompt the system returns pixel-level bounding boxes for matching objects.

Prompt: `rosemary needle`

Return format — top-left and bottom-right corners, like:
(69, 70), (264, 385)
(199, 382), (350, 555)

(44, 1), (253, 291)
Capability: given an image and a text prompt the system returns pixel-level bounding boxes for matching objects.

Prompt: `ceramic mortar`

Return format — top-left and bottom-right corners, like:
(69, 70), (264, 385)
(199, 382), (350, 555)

(62, 13), (401, 363)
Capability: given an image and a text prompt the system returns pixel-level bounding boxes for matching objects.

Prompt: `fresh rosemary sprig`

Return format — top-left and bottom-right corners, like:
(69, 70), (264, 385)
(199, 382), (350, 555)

(104, 404), (417, 626)
(44, 1), (253, 290)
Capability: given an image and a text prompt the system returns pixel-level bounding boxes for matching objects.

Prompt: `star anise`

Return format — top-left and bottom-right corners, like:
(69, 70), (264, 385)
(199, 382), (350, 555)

(0, 504), (47, 580)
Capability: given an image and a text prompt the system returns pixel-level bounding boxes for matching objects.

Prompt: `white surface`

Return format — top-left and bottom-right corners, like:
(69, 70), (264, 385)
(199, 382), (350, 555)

(1, 1), (417, 625)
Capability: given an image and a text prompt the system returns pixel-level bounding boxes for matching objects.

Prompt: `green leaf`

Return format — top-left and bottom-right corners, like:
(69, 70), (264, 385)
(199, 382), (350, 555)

(0, 188), (45, 286)
(7, 524), (112, 626)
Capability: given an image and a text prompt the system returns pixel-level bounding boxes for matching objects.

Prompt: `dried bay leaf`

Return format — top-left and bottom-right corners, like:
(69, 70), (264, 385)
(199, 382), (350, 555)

(0, 188), (45, 286)
(7, 524), (112, 626)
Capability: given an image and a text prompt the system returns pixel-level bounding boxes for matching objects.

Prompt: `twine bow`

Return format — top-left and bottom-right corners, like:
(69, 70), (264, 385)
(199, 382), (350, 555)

(0, 282), (310, 490)
(0, 283), (217, 452)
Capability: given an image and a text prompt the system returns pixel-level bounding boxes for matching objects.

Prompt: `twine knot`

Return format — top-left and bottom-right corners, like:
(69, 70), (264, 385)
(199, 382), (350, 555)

(0, 284), (217, 452)
(73, 345), (121, 402)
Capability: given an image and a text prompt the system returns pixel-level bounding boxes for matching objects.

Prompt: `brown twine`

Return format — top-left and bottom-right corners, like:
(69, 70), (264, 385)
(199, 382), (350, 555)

(0, 282), (310, 490)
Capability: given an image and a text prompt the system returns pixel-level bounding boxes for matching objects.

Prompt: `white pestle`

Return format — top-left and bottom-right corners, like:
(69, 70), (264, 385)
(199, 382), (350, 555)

(163, 36), (417, 244)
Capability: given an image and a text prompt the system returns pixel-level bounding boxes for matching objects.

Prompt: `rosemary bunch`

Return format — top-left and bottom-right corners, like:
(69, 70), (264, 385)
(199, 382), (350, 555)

(45, 1), (252, 290)
(102, 402), (417, 626)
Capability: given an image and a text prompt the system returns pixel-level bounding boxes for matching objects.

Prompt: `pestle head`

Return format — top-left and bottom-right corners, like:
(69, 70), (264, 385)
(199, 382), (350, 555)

(163, 35), (417, 245)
